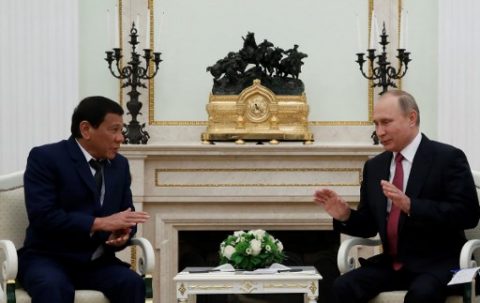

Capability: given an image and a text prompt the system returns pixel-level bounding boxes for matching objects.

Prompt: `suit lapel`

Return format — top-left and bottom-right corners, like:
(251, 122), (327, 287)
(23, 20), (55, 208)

(102, 160), (116, 211)
(399, 134), (433, 229)
(375, 152), (394, 239)
(66, 137), (98, 196)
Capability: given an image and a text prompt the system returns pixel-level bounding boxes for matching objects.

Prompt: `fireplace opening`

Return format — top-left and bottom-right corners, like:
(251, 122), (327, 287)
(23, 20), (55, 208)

(179, 230), (340, 303)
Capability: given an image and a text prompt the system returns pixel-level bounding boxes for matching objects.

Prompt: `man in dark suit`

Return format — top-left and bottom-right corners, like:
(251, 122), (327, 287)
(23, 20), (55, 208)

(314, 90), (480, 303)
(18, 96), (150, 303)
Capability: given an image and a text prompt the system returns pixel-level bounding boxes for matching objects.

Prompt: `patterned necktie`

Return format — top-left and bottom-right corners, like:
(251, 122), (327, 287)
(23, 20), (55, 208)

(89, 159), (104, 194)
(387, 153), (404, 270)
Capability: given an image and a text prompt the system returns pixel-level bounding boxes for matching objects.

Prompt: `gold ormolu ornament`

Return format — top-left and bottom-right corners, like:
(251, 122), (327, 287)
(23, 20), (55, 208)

(202, 79), (313, 144)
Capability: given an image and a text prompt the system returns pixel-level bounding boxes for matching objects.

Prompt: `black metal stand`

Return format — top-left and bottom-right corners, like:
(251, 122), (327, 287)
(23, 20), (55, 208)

(105, 23), (162, 144)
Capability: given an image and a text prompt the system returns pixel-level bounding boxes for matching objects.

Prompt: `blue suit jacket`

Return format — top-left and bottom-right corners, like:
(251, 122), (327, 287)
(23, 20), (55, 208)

(21, 137), (136, 264)
(334, 134), (480, 276)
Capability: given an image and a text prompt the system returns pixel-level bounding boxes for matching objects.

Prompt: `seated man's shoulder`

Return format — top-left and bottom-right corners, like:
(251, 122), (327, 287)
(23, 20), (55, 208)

(429, 139), (466, 158)
(29, 139), (69, 157)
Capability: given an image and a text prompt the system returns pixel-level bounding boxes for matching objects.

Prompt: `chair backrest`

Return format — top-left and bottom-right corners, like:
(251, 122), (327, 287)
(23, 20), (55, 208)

(465, 170), (480, 263)
(0, 171), (28, 249)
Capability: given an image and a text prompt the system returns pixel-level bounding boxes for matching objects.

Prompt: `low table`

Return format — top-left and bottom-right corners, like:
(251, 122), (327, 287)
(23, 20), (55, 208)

(173, 266), (322, 303)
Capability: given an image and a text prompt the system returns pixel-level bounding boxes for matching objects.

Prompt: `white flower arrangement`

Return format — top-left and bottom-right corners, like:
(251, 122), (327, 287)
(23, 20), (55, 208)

(219, 229), (285, 271)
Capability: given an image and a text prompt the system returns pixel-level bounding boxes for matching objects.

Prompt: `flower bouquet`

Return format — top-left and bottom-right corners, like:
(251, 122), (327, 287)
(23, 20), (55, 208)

(219, 229), (285, 271)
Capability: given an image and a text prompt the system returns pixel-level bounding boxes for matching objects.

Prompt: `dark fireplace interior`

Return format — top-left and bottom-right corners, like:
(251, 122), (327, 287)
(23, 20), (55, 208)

(179, 230), (340, 303)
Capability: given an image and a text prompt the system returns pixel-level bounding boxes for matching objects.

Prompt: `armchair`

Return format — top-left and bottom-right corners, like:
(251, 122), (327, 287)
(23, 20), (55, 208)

(337, 170), (480, 303)
(0, 171), (155, 303)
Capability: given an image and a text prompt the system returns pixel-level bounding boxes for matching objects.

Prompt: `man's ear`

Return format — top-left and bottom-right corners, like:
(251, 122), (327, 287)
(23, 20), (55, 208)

(79, 121), (91, 140)
(409, 111), (417, 127)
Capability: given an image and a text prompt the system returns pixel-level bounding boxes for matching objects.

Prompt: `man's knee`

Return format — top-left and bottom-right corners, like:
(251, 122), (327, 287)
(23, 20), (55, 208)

(333, 275), (360, 303)
(26, 276), (75, 302)
(121, 271), (144, 289)
(109, 271), (145, 303)
(405, 284), (445, 303)
(333, 275), (351, 293)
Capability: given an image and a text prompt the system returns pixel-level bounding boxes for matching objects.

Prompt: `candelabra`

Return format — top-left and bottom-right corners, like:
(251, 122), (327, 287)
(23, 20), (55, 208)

(105, 23), (162, 144)
(355, 22), (411, 144)
(356, 22), (411, 94)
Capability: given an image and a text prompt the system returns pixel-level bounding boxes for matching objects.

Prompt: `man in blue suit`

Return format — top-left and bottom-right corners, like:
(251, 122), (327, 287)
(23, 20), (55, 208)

(314, 90), (480, 303)
(18, 96), (150, 303)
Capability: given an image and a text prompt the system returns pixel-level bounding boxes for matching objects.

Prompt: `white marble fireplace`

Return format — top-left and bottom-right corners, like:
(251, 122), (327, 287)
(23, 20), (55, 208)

(121, 142), (381, 303)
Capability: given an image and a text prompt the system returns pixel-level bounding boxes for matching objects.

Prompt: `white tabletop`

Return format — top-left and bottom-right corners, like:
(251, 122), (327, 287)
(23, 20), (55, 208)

(174, 266), (322, 281)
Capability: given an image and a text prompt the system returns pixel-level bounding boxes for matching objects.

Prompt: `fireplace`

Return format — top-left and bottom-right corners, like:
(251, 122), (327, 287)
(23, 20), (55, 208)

(178, 230), (340, 303)
(121, 142), (381, 303)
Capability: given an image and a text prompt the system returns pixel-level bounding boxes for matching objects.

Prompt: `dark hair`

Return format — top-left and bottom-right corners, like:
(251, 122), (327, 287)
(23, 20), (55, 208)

(71, 96), (124, 138)
(382, 90), (420, 126)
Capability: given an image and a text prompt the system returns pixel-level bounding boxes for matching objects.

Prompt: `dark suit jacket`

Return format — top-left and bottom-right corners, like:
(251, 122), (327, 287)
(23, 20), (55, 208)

(20, 136), (136, 264)
(334, 134), (480, 276)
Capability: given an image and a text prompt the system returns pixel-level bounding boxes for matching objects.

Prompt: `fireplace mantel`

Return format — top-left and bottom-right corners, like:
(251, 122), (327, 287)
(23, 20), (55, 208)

(120, 143), (382, 303)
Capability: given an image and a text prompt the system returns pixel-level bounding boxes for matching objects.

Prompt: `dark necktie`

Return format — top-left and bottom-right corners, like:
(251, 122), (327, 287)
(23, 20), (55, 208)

(387, 153), (404, 270)
(89, 159), (104, 195)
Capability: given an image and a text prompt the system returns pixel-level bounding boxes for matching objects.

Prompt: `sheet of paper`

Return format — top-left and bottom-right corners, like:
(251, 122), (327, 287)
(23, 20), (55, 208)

(213, 264), (236, 272)
(447, 267), (480, 286)
(242, 264), (292, 274)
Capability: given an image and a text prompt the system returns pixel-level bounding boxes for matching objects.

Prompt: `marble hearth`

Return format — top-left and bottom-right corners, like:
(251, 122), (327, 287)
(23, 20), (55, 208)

(120, 143), (381, 303)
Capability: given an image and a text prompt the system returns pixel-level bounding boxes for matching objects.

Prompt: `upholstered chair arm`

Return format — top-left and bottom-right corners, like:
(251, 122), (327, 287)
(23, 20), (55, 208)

(130, 237), (155, 276)
(129, 237), (155, 301)
(0, 240), (17, 282)
(460, 239), (480, 269)
(456, 239), (480, 303)
(0, 240), (18, 303)
(337, 237), (382, 274)
(0, 285), (4, 303)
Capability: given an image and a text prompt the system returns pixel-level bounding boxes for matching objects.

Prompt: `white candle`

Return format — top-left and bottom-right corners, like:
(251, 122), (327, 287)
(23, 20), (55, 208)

(369, 10), (376, 49)
(405, 11), (409, 49)
(136, 14), (140, 35)
(155, 10), (160, 51)
(114, 5), (119, 48)
(374, 16), (381, 53)
(106, 9), (112, 48)
(146, 9), (151, 49)
(399, 9), (404, 48)
(356, 14), (361, 52)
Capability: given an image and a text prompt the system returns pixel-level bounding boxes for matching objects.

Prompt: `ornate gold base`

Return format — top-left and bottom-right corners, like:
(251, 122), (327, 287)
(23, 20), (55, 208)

(202, 79), (314, 144)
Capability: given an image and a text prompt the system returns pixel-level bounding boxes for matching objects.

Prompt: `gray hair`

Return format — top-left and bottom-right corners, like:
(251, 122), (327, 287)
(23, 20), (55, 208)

(382, 90), (420, 126)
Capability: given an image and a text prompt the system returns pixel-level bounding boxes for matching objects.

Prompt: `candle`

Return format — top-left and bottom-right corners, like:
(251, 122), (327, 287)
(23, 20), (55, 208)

(405, 10), (409, 49)
(114, 5), (119, 48)
(136, 14), (140, 34)
(399, 9), (404, 48)
(369, 10), (376, 49)
(106, 9), (112, 48)
(356, 14), (361, 52)
(155, 9), (160, 52)
(146, 9), (151, 49)
(374, 15), (381, 53)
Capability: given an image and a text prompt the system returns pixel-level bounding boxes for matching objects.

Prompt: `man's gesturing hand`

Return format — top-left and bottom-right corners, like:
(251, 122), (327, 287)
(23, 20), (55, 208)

(314, 188), (351, 222)
(92, 208), (150, 233)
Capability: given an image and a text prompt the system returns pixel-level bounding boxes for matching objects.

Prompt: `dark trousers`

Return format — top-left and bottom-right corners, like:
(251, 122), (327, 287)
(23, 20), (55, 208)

(18, 252), (145, 303)
(332, 263), (458, 303)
